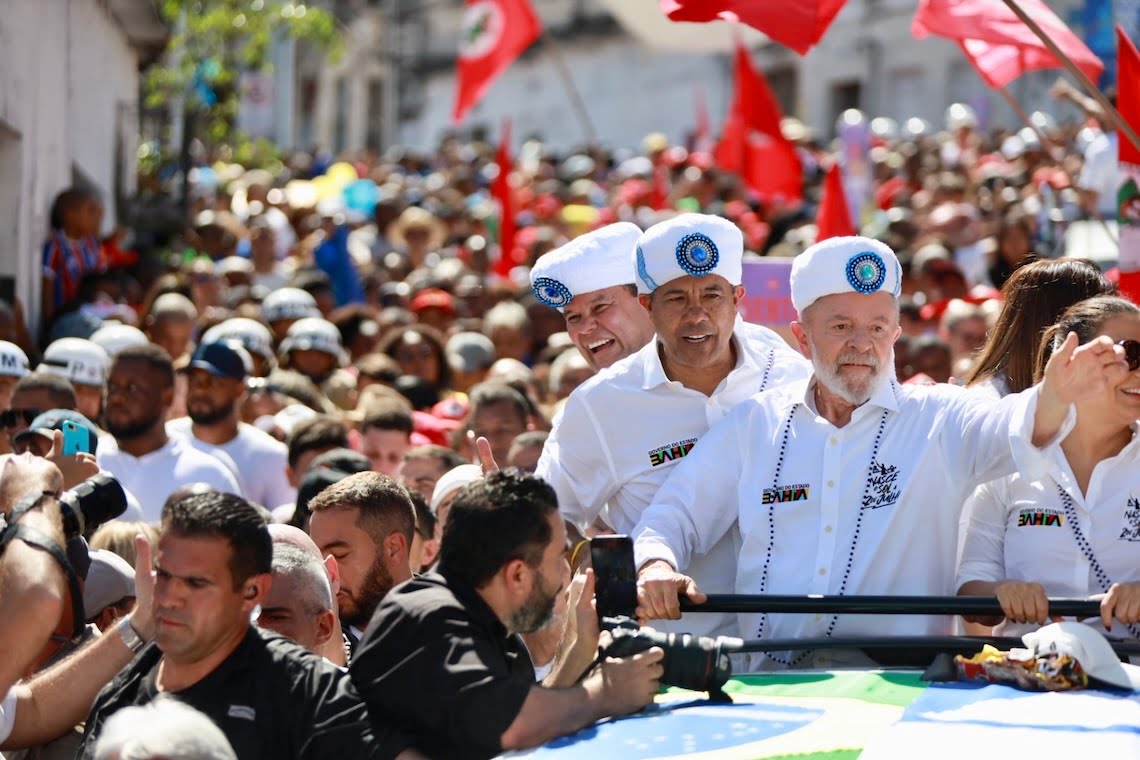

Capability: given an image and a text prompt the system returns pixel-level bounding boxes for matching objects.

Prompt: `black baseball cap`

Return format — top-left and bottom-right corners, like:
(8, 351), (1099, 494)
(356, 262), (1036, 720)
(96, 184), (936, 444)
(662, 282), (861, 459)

(13, 409), (100, 454)
(188, 341), (251, 381)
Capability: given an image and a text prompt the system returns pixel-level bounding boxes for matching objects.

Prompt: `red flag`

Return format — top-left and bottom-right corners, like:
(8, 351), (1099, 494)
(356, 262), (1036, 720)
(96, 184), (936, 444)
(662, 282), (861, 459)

(1118, 26), (1140, 167)
(716, 40), (802, 203)
(912, 0), (1102, 89)
(492, 121), (518, 278)
(816, 161), (856, 241)
(452, 0), (541, 124)
(661, 0), (846, 55)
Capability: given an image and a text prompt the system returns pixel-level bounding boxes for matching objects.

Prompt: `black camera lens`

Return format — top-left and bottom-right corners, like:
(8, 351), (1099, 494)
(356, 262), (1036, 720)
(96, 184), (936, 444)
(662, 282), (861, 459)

(57, 474), (128, 539)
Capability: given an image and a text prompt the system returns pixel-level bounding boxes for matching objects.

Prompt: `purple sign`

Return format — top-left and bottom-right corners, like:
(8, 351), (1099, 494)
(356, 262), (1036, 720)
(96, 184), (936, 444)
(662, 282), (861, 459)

(739, 259), (796, 327)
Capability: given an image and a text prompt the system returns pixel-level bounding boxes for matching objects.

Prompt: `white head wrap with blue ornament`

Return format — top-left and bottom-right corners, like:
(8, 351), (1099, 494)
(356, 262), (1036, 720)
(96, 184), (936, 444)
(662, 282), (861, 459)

(529, 222), (643, 311)
(632, 213), (744, 295)
(789, 236), (902, 315)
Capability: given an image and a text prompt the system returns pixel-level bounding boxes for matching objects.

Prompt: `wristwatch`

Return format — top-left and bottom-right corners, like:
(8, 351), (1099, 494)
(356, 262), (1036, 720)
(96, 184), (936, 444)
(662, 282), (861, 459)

(117, 615), (146, 653)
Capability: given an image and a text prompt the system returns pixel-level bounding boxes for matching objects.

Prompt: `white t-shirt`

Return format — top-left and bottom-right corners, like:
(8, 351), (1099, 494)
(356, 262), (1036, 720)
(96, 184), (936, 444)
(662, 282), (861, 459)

(167, 418), (296, 509)
(1078, 131), (1120, 218)
(97, 436), (242, 523)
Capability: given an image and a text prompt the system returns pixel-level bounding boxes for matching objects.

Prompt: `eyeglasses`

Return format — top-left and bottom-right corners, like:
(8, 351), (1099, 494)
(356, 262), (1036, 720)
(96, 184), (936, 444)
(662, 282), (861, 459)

(0, 408), (41, 429)
(1119, 340), (1140, 372)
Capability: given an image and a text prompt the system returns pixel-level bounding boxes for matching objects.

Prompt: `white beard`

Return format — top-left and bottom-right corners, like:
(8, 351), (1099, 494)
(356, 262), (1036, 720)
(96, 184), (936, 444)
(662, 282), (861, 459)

(810, 341), (894, 406)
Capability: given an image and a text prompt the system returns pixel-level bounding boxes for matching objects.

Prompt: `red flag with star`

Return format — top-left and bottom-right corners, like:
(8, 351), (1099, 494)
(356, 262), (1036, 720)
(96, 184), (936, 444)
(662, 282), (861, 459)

(453, 0), (541, 124)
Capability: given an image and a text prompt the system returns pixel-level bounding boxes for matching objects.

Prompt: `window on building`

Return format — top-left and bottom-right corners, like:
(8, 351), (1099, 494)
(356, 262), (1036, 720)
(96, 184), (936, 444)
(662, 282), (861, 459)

(830, 81), (862, 128)
(366, 78), (384, 151)
(334, 77), (349, 154)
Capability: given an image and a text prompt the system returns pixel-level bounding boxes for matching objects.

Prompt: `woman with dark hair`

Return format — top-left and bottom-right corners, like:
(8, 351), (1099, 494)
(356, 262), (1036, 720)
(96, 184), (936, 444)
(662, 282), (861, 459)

(965, 258), (1113, 398)
(379, 324), (453, 393)
(958, 296), (1140, 636)
(988, 209), (1035, 290)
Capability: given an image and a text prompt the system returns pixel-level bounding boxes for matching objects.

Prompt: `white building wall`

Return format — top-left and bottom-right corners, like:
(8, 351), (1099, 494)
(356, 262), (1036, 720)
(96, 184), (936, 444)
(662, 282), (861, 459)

(0, 0), (141, 335)
(400, 38), (732, 151)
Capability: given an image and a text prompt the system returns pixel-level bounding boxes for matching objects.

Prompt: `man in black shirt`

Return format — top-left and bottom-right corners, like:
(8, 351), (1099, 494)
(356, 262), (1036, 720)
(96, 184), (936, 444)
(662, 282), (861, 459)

(350, 470), (664, 759)
(77, 491), (413, 760)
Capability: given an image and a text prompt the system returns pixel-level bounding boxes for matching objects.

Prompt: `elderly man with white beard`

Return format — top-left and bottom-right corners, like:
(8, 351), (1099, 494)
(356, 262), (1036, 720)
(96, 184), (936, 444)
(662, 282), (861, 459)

(632, 236), (1130, 670)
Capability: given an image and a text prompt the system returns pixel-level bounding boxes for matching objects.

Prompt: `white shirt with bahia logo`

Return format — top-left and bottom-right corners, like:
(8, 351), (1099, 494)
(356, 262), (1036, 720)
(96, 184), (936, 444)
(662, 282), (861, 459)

(631, 375), (1066, 668)
(957, 423), (1140, 638)
(537, 319), (810, 639)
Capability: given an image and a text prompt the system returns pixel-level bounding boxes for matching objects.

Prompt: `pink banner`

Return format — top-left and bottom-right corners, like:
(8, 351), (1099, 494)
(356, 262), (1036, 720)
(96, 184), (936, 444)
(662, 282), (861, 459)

(739, 258), (796, 327)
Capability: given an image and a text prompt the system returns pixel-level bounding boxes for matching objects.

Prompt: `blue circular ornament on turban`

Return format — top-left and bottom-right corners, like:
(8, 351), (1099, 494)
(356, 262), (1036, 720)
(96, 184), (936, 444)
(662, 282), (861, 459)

(532, 277), (574, 308)
(845, 252), (887, 294)
(675, 233), (719, 276)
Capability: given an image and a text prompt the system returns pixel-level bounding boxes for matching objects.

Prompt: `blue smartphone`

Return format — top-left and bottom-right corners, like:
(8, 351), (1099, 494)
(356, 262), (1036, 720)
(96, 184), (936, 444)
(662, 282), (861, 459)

(61, 420), (89, 455)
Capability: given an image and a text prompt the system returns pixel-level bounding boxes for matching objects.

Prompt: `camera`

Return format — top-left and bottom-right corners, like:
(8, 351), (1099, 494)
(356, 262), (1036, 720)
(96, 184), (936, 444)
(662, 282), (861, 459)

(589, 535), (744, 697)
(601, 616), (740, 697)
(58, 474), (128, 539)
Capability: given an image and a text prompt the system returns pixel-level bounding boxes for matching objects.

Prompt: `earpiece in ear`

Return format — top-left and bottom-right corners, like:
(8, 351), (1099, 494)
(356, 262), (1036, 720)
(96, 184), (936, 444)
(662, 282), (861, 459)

(245, 587), (257, 599)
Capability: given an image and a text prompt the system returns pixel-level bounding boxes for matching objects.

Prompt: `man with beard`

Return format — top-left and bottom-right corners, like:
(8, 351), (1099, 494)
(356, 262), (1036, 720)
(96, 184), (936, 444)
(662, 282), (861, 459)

(306, 472), (415, 651)
(536, 213), (810, 639)
(634, 236), (1130, 670)
(350, 470), (664, 759)
(529, 222), (655, 372)
(97, 344), (240, 522)
(168, 341), (296, 509)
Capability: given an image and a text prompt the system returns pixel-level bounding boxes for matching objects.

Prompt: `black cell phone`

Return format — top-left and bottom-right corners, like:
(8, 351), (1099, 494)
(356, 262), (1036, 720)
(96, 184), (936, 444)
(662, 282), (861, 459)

(590, 535), (638, 620)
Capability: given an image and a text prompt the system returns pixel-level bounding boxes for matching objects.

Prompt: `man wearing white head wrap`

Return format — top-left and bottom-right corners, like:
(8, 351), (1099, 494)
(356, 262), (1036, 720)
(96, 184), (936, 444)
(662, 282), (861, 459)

(633, 235), (1129, 669)
(536, 213), (810, 640)
(530, 223), (654, 371)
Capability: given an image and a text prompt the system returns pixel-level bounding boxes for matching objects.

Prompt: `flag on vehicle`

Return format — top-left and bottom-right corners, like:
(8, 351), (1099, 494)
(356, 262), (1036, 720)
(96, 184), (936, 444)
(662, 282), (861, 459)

(452, 0), (541, 123)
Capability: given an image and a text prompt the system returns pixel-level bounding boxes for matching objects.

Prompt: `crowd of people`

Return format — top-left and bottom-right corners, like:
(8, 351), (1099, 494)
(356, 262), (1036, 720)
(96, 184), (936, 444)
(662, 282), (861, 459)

(0, 80), (1137, 758)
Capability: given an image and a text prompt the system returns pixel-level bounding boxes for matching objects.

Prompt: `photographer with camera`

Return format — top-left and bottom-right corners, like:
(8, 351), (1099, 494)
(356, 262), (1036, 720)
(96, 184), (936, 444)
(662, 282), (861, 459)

(0, 440), (157, 753)
(349, 470), (664, 759)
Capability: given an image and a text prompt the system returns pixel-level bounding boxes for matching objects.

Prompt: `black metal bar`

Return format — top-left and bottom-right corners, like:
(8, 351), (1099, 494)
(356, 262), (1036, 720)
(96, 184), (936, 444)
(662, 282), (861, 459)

(730, 636), (1140, 657)
(679, 594), (1104, 617)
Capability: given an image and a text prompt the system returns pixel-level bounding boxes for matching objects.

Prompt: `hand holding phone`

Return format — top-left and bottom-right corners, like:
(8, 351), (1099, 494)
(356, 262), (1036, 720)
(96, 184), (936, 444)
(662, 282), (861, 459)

(61, 420), (90, 456)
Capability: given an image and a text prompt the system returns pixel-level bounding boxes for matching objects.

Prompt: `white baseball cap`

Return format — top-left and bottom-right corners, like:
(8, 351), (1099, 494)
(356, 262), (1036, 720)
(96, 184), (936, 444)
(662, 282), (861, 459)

(89, 324), (149, 357)
(633, 213), (743, 295)
(39, 338), (111, 387)
(429, 464), (483, 516)
(1022, 622), (1140, 690)
(0, 341), (30, 379)
(278, 318), (348, 366)
(262, 288), (320, 323)
(790, 236), (902, 315)
(530, 223), (642, 310)
(202, 318), (275, 366)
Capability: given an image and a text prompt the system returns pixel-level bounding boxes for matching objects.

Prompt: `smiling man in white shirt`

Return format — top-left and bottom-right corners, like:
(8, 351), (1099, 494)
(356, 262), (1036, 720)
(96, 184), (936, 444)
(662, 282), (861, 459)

(537, 213), (810, 639)
(634, 235), (1130, 668)
(529, 222), (656, 372)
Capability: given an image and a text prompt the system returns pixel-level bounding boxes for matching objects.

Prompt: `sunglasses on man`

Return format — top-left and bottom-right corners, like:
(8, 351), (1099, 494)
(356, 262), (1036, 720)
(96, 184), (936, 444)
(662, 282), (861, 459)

(0, 408), (41, 429)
